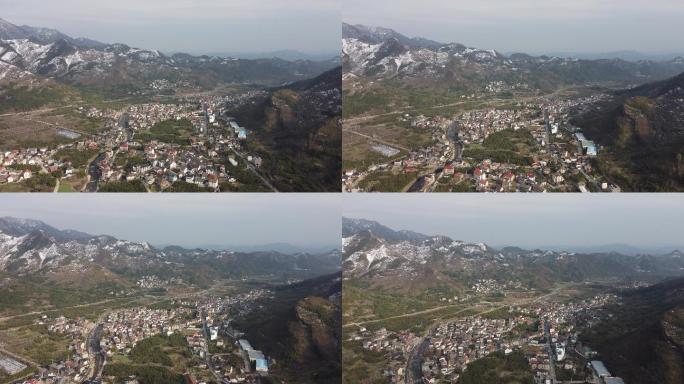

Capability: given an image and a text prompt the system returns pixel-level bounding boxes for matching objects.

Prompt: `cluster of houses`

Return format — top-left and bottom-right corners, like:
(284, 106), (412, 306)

(100, 307), (198, 356)
(344, 94), (618, 193)
(0, 140), (97, 185)
(8, 315), (100, 383)
(1, 89), (269, 191)
(352, 292), (620, 384)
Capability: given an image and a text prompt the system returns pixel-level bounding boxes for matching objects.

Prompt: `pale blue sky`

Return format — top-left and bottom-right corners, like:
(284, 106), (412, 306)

(344, 0), (684, 54)
(343, 194), (684, 250)
(0, 194), (340, 249)
(1, 0), (340, 54)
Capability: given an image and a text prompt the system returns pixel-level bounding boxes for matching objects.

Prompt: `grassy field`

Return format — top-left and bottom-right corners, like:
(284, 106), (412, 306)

(136, 118), (194, 145)
(57, 182), (76, 192)
(0, 114), (73, 149)
(342, 338), (389, 384)
(128, 333), (193, 368)
(0, 83), (80, 114)
(343, 118), (431, 167)
(358, 171), (418, 192)
(459, 351), (534, 384)
(54, 148), (99, 168)
(42, 107), (107, 134)
(98, 180), (148, 192)
(0, 325), (71, 365)
(0, 174), (56, 192)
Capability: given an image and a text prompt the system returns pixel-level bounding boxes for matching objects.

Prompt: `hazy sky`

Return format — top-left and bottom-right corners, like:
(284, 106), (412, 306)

(343, 194), (684, 249)
(0, 194), (340, 248)
(1, 0), (340, 54)
(344, 0), (684, 54)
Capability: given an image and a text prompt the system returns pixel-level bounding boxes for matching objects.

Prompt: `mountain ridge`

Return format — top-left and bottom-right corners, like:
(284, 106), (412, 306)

(0, 216), (341, 282)
(342, 23), (684, 91)
(0, 17), (337, 89)
(342, 218), (684, 292)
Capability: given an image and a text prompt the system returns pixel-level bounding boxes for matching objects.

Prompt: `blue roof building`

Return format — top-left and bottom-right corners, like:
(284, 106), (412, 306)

(255, 358), (268, 373)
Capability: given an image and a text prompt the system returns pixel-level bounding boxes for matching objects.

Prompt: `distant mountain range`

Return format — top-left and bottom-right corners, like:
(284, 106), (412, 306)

(0, 216), (341, 282)
(157, 242), (341, 255)
(342, 23), (684, 91)
(342, 217), (684, 292)
(0, 17), (337, 91)
(202, 49), (340, 62)
(535, 51), (684, 62)
(499, 243), (684, 256)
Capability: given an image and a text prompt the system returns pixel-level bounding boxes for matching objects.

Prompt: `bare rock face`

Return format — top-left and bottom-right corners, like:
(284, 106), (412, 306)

(575, 72), (684, 190)
(290, 296), (341, 364)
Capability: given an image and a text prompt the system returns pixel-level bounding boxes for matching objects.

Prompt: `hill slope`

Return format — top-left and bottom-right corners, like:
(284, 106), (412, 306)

(228, 66), (342, 191)
(573, 72), (684, 190)
(582, 277), (684, 384)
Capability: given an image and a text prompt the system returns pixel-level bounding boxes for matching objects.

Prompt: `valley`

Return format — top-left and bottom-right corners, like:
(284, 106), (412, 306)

(341, 218), (684, 384)
(341, 23), (684, 192)
(0, 18), (341, 192)
(0, 217), (342, 384)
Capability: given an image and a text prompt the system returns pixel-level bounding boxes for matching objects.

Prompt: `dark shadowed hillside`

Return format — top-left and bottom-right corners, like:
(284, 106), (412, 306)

(233, 273), (342, 384)
(581, 277), (684, 384)
(229, 66), (342, 191)
(573, 72), (684, 191)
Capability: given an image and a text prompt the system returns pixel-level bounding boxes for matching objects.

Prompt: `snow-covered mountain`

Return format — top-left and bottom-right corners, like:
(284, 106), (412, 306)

(0, 17), (106, 48)
(342, 23), (684, 88)
(0, 217), (341, 280)
(0, 18), (338, 86)
(342, 218), (684, 291)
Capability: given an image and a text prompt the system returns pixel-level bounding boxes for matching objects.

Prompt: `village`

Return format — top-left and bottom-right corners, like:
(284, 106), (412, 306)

(343, 94), (621, 193)
(348, 292), (626, 384)
(0, 289), (273, 384)
(0, 90), (270, 192)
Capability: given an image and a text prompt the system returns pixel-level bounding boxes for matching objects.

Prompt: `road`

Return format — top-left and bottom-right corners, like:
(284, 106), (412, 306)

(579, 168), (600, 191)
(405, 337), (430, 384)
(200, 310), (223, 383)
(342, 94), (555, 127)
(0, 298), (120, 323)
(544, 319), (557, 384)
(0, 96), (141, 118)
(229, 148), (278, 192)
(15, 115), (88, 136)
(343, 303), (469, 328)
(86, 323), (106, 381)
(343, 127), (411, 152)
(85, 152), (105, 192)
(346, 286), (567, 329)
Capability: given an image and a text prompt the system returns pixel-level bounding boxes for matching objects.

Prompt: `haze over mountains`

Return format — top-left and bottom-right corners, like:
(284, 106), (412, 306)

(342, 217), (684, 292)
(202, 50), (340, 62)
(155, 242), (341, 255)
(0, 17), (338, 90)
(0, 216), (341, 281)
(536, 50), (684, 63)
(342, 23), (684, 90)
